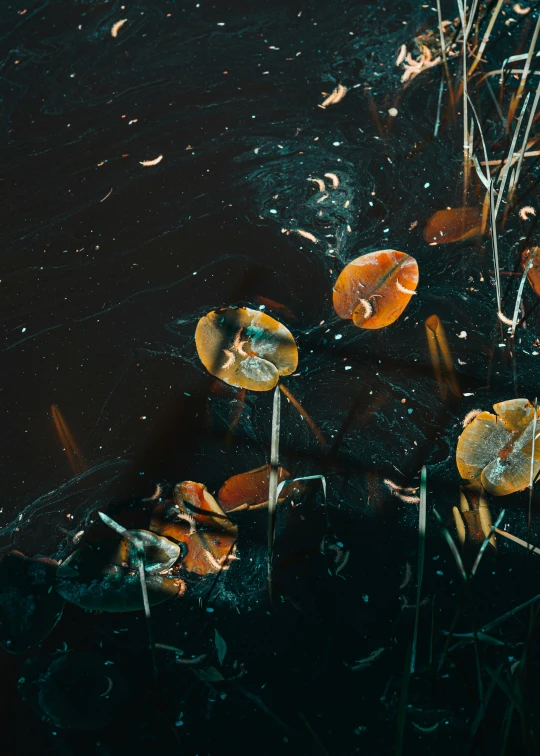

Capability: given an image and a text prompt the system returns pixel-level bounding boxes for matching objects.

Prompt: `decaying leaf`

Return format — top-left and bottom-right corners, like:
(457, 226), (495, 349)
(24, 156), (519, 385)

(456, 398), (540, 496)
(333, 250), (419, 329)
(195, 307), (298, 391)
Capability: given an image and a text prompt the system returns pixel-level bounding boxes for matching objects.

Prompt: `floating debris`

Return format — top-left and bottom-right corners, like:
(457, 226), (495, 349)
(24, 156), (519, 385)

(139, 155), (163, 166)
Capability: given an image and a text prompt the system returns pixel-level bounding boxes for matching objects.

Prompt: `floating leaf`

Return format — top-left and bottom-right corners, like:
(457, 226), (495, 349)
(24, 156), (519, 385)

(215, 629), (227, 665)
(19, 651), (126, 730)
(217, 465), (302, 512)
(195, 306), (298, 391)
(150, 501), (237, 576)
(55, 543), (185, 612)
(521, 247), (540, 296)
(424, 208), (483, 244)
(333, 250), (419, 329)
(456, 398), (540, 496)
(0, 551), (65, 653)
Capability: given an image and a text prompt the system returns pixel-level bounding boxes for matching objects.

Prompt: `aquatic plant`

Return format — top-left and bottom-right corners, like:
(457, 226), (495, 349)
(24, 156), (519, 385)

(332, 250), (419, 329)
(456, 398), (540, 496)
(195, 306), (298, 391)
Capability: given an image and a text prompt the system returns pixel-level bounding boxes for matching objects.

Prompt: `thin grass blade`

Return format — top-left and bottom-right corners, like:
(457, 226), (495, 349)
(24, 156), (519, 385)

(410, 466), (427, 674)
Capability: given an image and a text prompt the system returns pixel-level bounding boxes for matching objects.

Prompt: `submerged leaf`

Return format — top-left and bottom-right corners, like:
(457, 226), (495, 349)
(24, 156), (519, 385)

(456, 398), (540, 496)
(217, 465), (302, 512)
(0, 551), (64, 653)
(333, 250), (419, 329)
(114, 529), (180, 573)
(215, 629), (227, 665)
(424, 208), (483, 244)
(19, 651), (126, 730)
(195, 306), (298, 391)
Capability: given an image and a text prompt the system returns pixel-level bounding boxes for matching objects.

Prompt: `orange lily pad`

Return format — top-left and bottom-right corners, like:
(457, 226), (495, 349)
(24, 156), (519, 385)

(424, 208), (483, 244)
(333, 250), (419, 329)
(217, 465), (302, 512)
(456, 398), (540, 496)
(521, 247), (540, 296)
(150, 502), (237, 576)
(195, 306), (298, 391)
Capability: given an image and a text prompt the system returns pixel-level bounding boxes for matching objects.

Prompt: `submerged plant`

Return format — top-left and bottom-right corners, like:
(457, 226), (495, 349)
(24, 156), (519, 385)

(332, 250), (419, 329)
(456, 398), (540, 496)
(195, 306), (298, 391)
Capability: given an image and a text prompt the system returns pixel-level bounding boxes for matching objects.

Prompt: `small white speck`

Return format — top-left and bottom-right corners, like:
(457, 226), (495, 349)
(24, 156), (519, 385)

(335, 334), (343, 340)
(498, 343), (506, 348)
(21, 327), (26, 333)
(383, 228), (389, 233)
(424, 182), (430, 188)
(388, 107), (398, 117)
(270, 209), (277, 214)
(457, 331), (467, 339)
(463, 392), (475, 397)
(345, 365), (352, 370)
(333, 141), (341, 146)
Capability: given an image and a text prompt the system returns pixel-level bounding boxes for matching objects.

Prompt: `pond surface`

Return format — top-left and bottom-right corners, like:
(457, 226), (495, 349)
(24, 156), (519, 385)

(3, 1), (540, 754)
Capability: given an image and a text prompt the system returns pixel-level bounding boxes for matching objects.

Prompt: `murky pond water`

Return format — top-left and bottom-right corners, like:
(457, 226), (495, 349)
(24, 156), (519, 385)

(3, 1), (540, 754)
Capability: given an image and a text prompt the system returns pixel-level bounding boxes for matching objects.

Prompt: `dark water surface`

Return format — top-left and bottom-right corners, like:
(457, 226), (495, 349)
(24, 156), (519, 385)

(4, 1), (540, 754)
